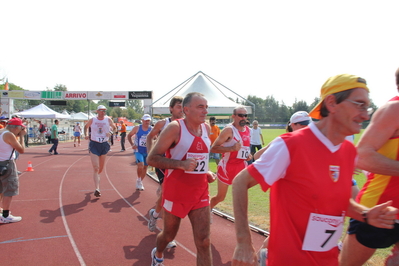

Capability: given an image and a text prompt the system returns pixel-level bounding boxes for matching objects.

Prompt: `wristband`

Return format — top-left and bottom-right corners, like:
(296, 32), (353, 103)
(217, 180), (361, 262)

(362, 210), (369, 224)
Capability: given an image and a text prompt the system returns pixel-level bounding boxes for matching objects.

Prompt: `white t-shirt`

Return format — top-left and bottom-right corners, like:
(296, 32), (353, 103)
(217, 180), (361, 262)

(250, 127), (262, 145)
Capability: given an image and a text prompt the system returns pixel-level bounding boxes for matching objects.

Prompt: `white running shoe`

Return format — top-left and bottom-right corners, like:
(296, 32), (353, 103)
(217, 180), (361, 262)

(137, 180), (144, 191)
(151, 248), (164, 266)
(167, 240), (177, 249)
(0, 214), (22, 223)
(148, 209), (158, 232)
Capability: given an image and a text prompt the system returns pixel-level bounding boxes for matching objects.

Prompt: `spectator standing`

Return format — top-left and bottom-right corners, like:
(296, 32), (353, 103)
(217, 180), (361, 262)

(119, 120), (127, 152)
(249, 120), (264, 160)
(0, 117), (26, 223)
(23, 118), (29, 147)
(38, 120), (46, 144)
(48, 120), (59, 155)
(209, 116), (221, 166)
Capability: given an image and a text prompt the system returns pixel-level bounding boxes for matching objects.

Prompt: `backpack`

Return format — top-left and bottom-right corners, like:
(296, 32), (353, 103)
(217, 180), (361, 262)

(39, 124), (45, 133)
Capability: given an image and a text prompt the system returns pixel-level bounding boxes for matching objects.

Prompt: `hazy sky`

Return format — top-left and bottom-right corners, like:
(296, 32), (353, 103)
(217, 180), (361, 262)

(1, 1), (398, 107)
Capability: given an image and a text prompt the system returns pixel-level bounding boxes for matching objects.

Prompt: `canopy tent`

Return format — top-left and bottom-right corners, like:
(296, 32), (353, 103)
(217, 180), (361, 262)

(70, 112), (90, 121)
(151, 71), (253, 116)
(13, 103), (71, 119)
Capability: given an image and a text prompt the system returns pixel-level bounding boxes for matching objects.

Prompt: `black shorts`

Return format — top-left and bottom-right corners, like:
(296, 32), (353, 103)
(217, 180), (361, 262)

(89, 141), (110, 156)
(347, 218), (399, 248)
(155, 168), (165, 185)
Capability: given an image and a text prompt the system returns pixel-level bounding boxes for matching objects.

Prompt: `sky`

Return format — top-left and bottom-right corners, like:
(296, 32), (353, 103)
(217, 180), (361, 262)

(1, 0), (399, 107)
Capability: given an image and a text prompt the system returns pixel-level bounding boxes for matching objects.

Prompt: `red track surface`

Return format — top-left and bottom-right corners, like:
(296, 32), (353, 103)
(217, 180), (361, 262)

(0, 141), (266, 265)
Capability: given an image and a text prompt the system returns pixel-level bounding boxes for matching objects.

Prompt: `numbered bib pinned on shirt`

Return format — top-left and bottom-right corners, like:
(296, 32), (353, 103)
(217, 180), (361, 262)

(302, 212), (344, 252)
(185, 153), (209, 174)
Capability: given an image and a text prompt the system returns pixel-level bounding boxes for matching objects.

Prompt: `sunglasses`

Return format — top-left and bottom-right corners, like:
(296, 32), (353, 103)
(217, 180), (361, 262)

(236, 114), (248, 118)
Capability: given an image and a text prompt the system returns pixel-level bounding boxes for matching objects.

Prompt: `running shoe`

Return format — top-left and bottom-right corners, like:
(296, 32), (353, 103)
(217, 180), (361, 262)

(258, 248), (267, 266)
(137, 179), (144, 191)
(94, 189), (101, 197)
(148, 209), (158, 232)
(0, 214), (22, 223)
(54, 152), (59, 155)
(167, 240), (177, 249)
(120, 149), (125, 152)
(74, 143), (76, 147)
(151, 248), (164, 266)
(48, 150), (52, 155)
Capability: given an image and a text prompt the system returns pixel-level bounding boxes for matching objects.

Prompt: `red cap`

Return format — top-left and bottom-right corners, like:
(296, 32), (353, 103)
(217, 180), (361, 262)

(7, 118), (26, 127)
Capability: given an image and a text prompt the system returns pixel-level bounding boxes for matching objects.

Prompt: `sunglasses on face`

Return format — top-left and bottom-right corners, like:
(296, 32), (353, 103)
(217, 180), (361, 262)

(236, 114), (248, 118)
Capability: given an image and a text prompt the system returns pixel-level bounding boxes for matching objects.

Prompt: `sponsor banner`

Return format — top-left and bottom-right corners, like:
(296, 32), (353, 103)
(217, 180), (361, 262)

(129, 91), (152, 99)
(8, 91), (25, 99)
(64, 91), (88, 99)
(24, 91), (41, 99)
(111, 92), (128, 99)
(41, 91), (63, 99)
(88, 91), (112, 100)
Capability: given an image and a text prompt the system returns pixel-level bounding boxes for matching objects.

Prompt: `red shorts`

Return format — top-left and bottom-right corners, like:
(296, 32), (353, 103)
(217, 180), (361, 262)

(162, 189), (209, 218)
(217, 160), (247, 185)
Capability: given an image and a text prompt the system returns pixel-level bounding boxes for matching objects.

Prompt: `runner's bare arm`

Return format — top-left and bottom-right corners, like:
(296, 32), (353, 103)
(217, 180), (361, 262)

(347, 199), (398, 229)
(146, 120), (165, 153)
(357, 101), (399, 176)
(84, 118), (93, 140)
(211, 127), (241, 153)
(127, 126), (138, 147)
(147, 121), (196, 171)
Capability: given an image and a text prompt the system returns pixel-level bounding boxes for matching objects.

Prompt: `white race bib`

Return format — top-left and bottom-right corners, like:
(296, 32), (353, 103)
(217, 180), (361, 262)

(302, 213), (344, 252)
(185, 153), (209, 174)
(139, 135), (147, 147)
(237, 146), (250, 159)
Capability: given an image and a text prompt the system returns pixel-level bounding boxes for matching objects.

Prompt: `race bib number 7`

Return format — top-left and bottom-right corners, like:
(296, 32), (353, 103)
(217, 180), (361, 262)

(302, 213), (344, 252)
(185, 153), (209, 174)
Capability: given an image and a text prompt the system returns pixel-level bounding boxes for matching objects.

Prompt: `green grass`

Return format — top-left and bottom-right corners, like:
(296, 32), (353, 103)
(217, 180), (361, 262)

(209, 128), (393, 265)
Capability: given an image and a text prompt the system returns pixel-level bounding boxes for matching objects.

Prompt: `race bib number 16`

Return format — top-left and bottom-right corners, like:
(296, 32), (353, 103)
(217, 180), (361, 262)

(302, 213), (344, 252)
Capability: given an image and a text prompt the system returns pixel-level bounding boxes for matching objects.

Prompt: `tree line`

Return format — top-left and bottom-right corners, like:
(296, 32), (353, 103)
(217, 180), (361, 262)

(242, 95), (378, 123)
(1, 82), (378, 123)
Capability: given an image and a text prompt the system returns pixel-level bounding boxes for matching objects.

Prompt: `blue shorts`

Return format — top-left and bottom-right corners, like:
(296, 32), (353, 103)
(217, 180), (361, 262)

(74, 132), (81, 137)
(135, 152), (148, 166)
(89, 141), (110, 156)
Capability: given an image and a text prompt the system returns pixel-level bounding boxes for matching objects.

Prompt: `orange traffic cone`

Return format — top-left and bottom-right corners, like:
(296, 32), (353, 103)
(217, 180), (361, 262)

(25, 161), (34, 172)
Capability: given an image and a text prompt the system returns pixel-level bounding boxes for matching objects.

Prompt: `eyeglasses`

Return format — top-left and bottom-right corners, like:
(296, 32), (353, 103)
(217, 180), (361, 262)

(345, 99), (374, 115)
(236, 114), (248, 118)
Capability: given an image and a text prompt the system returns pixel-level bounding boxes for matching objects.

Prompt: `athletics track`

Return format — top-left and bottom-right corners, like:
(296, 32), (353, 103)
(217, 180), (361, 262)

(0, 141), (266, 265)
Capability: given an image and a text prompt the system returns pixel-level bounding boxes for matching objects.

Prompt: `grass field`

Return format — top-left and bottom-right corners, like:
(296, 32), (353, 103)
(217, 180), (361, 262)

(209, 128), (393, 265)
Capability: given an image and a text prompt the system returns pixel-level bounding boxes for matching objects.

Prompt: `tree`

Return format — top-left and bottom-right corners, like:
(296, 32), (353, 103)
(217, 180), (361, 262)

(292, 99), (309, 113)
(264, 96), (279, 122)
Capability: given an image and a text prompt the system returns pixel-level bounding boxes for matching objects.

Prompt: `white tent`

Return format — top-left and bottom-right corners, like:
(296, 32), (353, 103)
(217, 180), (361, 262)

(151, 72), (253, 116)
(13, 103), (71, 119)
(70, 112), (89, 121)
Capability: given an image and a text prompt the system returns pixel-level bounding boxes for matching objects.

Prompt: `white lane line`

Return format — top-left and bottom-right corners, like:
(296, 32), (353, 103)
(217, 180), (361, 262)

(103, 152), (197, 258)
(59, 156), (87, 266)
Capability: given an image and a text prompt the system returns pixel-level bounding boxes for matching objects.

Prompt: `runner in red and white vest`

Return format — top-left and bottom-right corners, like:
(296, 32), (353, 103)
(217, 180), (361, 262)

(210, 105), (252, 210)
(232, 74), (398, 266)
(147, 92), (215, 266)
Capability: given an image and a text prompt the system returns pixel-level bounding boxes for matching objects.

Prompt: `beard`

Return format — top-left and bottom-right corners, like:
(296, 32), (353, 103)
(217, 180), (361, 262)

(239, 120), (247, 127)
